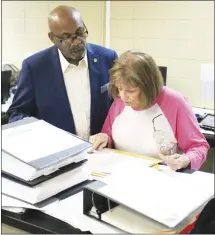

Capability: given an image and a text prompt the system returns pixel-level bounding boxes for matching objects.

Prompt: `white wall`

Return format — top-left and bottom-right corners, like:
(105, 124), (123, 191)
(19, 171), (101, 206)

(2, 1), (106, 68)
(110, 1), (214, 108)
(2, 1), (214, 108)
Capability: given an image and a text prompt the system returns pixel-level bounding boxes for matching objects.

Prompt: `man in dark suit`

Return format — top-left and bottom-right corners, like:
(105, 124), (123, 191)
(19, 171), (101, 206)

(8, 6), (117, 140)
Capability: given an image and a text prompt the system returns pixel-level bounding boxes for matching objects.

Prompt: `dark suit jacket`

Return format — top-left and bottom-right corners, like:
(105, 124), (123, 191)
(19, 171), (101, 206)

(8, 43), (117, 135)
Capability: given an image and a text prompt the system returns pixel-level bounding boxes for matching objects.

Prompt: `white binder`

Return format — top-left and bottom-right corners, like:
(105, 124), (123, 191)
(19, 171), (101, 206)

(2, 117), (91, 181)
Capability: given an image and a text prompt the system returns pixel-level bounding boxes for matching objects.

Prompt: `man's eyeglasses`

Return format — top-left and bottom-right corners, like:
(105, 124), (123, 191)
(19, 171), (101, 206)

(54, 27), (88, 44)
(152, 114), (177, 156)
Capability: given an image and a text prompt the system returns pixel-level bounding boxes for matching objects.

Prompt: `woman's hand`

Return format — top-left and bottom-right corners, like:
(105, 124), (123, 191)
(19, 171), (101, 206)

(89, 133), (109, 151)
(159, 153), (190, 171)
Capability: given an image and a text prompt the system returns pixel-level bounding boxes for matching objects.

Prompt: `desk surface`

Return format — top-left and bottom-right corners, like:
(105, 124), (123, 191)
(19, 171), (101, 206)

(2, 180), (93, 234)
(2, 150), (212, 234)
(2, 185), (205, 235)
(2, 208), (91, 234)
(2, 223), (27, 234)
(1, 183), (206, 234)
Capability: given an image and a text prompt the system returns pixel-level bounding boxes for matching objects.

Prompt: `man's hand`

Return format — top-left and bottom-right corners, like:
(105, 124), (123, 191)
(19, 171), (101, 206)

(89, 133), (109, 151)
(159, 153), (191, 171)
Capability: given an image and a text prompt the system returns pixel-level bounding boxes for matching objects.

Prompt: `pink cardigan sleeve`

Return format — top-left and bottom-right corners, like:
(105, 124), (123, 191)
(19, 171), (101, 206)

(158, 87), (209, 170)
(101, 98), (125, 148)
(175, 99), (209, 170)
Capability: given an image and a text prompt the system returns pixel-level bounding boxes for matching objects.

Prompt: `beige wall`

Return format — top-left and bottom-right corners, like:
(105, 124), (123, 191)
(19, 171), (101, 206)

(2, 1), (214, 108)
(110, 1), (214, 109)
(2, 1), (106, 68)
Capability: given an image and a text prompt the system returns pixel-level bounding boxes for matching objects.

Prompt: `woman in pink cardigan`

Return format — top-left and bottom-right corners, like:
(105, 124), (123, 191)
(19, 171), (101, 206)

(90, 51), (209, 171)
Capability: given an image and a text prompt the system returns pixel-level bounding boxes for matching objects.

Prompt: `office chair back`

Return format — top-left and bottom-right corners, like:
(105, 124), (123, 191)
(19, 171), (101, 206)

(158, 66), (167, 85)
(190, 197), (215, 234)
(1, 70), (12, 104)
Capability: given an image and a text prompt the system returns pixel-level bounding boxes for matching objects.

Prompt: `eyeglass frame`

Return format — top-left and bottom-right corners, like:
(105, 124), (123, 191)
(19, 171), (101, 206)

(152, 114), (177, 155)
(152, 114), (163, 133)
(53, 24), (88, 44)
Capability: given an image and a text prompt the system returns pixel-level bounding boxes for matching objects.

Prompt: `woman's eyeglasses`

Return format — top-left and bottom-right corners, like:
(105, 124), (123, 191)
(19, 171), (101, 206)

(152, 114), (177, 156)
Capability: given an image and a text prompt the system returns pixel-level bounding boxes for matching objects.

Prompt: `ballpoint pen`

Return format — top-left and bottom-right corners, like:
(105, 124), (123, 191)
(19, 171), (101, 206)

(91, 171), (111, 178)
(91, 172), (105, 178)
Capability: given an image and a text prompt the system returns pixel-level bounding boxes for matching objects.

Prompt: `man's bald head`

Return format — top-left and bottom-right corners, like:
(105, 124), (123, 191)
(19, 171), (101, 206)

(48, 6), (83, 35)
(48, 5), (88, 64)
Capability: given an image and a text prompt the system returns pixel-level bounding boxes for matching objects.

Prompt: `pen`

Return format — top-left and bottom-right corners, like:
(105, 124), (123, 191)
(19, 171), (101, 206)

(91, 173), (105, 178)
(150, 161), (165, 168)
(93, 171), (110, 175)
(91, 171), (111, 178)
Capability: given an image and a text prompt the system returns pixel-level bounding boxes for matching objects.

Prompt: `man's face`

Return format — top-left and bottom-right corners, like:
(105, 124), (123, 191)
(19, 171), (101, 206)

(49, 17), (88, 61)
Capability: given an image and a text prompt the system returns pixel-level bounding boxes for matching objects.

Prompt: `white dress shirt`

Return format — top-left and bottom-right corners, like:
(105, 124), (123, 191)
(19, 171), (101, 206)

(58, 50), (91, 140)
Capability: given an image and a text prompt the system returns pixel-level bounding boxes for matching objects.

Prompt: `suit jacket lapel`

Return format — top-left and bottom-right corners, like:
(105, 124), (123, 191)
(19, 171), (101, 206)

(87, 44), (101, 131)
(50, 46), (76, 133)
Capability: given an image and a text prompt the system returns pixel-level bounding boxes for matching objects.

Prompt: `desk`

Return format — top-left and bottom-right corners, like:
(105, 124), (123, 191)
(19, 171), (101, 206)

(2, 180), (93, 234)
(198, 114), (215, 173)
(1, 183), (206, 234)
(2, 209), (90, 234)
(2, 223), (27, 234)
(1, 151), (211, 234)
(201, 129), (214, 147)
(193, 108), (215, 173)
(192, 107), (214, 147)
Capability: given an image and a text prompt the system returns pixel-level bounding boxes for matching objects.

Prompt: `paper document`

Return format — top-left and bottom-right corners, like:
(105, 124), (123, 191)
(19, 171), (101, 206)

(164, 171), (214, 194)
(201, 63), (214, 101)
(86, 149), (156, 183)
(2, 194), (41, 211)
(3, 207), (26, 213)
(98, 167), (214, 228)
(200, 128), (215, 135)
(2, 120), (85, 162)
(2, 164), (89, 204)
(102, 205), (175, 234)
(43, 192), (121, 234)
(87, 149), (155, 172)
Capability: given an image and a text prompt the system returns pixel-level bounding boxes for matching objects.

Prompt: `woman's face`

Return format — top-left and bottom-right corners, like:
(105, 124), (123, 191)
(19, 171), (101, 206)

(116, 80), (142, 109)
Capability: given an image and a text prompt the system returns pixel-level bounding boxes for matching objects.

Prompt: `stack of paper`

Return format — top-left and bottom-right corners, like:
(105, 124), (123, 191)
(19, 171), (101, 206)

(2, 164), (90, 204)
(43, 192), (122, 234)
(98, 167), (214, 228)
(2, 118), (91, 181)
(43, 169), (214, 234)
(2, 194), (41, 213)
(86, 149), (158, 183)
(2, 117), (91, 205)
(101, 205), (176, 234)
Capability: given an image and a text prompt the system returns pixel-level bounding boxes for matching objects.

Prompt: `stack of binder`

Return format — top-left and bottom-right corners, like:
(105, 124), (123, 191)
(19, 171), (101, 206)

(2, 117), (91, 206)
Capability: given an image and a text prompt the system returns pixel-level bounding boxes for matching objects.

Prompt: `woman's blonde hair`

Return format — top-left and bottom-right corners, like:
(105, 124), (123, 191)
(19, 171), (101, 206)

(109, 50), (164, 108)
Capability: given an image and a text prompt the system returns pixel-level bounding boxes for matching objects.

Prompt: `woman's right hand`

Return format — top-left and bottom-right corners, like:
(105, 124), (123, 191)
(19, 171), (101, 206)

(89, 133), (109, 151)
